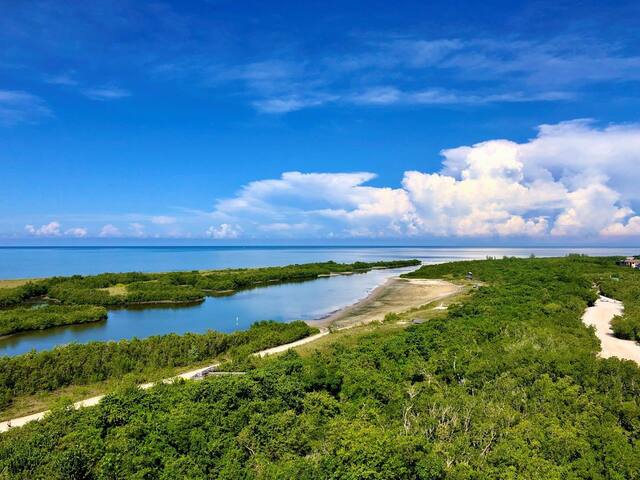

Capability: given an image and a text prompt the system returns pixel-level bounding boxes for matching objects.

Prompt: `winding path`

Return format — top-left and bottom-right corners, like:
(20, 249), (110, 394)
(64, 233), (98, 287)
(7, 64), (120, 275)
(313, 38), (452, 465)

(582, 295), (640, 364)
(0, 277), (460, 433)
(0, 327), (332, 432)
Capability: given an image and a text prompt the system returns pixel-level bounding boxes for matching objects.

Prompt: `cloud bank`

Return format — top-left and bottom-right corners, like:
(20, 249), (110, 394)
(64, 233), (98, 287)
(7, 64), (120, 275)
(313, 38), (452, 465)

(16, 120), (640, 241)
(25, 222), (87, 237)
(209, 120), (640, 239)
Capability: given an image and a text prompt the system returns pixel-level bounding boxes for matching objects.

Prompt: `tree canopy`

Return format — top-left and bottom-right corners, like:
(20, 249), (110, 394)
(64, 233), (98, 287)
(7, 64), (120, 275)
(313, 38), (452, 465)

(1, 256), (639, 479)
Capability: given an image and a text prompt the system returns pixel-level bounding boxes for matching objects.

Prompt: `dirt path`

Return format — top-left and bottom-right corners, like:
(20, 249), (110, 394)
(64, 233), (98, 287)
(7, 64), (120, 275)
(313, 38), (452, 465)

(0, 276), (461, 433)
(0, 364), (230, 433)
(254, 329), (330, 357)
(582, 295), (640, 364)
(311, 277), (463, 329)
(0, 329), (330, 433)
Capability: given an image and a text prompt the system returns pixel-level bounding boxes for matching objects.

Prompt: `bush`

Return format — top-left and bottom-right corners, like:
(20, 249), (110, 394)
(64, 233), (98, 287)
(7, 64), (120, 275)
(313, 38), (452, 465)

(383, 312), (400, 323)
(2, 257), (639, 478)
(0, 282), (47, 308)
(0, 320), (316, 408)
(0, 305), (107, 335)
(611, 315), (640, 340)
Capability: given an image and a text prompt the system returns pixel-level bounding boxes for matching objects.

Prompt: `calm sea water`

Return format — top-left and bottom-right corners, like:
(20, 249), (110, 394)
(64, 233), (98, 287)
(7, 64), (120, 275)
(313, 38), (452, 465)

(0, 267), (409, 356)
(0, 246), (633, 279)
(0, 246), (633, 356)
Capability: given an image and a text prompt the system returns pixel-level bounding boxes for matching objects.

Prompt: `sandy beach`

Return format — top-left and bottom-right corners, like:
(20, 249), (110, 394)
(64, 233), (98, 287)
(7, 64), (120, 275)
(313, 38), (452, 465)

(0, 274), (461, 433)
(582, 295), (640, 364)
(311, 277), (463, 329)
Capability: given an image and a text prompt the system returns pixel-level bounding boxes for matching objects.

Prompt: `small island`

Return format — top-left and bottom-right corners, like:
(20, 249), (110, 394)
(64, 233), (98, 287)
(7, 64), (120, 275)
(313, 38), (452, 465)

(0, 260), (420, 336)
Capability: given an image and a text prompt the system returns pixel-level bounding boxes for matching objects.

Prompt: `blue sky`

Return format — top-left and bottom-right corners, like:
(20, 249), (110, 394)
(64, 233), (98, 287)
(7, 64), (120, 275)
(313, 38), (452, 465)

(2, 0), (640, 244)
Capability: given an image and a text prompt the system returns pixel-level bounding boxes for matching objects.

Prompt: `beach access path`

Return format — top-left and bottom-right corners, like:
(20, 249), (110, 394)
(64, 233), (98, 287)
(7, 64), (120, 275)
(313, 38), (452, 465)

(582, 295), (640, 364)
(0, 276), (462, 433)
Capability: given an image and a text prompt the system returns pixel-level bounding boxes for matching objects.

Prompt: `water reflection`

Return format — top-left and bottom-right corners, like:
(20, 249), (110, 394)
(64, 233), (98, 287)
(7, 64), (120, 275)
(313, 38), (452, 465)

(0, 268), (410, 356)
(0, 246), (633, 356)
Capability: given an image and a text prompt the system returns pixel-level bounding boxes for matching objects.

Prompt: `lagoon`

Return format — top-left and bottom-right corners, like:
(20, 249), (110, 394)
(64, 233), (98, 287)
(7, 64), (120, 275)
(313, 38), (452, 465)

(0, 246), (633, 356)
(0, 267), (409, 356)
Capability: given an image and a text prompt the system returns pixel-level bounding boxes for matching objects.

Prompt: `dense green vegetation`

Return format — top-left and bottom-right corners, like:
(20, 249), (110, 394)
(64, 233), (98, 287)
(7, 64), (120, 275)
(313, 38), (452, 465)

(0, 320), (315, 410)
(39, 260), (419, 306)
(1, 256), (639, 479)
(0, 305), (107, 336)
(0, 260), (419, 333)
(46, 281), (204, 306)
(598, 269), (640, 341)
(0, 282), (47, 308)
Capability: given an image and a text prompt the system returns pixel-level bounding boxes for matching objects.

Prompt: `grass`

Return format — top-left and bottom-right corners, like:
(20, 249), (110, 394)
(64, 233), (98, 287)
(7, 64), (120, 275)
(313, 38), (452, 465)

(97, 284), (127, 295)
(0, 279), (33, 289)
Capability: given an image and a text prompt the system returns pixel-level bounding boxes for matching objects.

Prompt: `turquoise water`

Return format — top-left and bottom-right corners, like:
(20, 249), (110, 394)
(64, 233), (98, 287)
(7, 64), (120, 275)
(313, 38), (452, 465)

(0, 267), (408, 356)
(0, 246), (632, 279)
(0, 246), (633, 356)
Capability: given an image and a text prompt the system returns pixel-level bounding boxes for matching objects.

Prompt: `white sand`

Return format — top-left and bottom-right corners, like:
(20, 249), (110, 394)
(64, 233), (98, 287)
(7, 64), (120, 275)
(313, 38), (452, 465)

(0, 277), (460, 433)
(312, 277), (462, 329)
(253, 329), (329, 357)
(582, 296), (640, 364)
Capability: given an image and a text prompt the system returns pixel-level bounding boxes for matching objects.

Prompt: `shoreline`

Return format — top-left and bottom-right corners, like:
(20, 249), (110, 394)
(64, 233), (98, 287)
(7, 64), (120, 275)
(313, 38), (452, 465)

(309, 276), (464, 329)
(0, 264), (417, 346)
(309, 276), (399, 327)
(0, 274), (461, 432)
(308, 264), (428, 327)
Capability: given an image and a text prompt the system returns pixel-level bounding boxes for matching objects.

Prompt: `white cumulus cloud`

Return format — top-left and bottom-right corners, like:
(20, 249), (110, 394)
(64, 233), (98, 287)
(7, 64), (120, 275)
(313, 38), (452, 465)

(209, 120), (640, 239)
(24, 222), (88, 237)
(206, 224), (242, 239)
(99, 224), (122, 237)
(25, 221), (62, 236)
(601, 216), (640, 236)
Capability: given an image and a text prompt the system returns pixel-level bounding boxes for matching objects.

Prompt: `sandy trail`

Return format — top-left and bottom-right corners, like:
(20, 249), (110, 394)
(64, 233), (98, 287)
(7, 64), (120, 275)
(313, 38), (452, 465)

(0, 276), (460, 433)
(0, 329), (328, 433)
(0, 364), (229, 433)
(311, 277), (463, 329)
(254, 329), (329, 357)
(582, 295), (640, 364)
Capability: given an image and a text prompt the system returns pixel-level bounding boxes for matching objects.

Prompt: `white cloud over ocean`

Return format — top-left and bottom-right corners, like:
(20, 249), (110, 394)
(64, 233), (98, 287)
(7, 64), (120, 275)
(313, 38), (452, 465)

(206, 223), (242, 239)
(16, 120), (640, 241)
(209, 120), (640, 239)
(25, 222), (87, 238)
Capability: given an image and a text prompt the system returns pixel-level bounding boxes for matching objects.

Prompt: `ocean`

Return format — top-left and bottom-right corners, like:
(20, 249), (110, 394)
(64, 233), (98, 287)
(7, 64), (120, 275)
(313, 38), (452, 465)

(0, 246), (632, 355)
